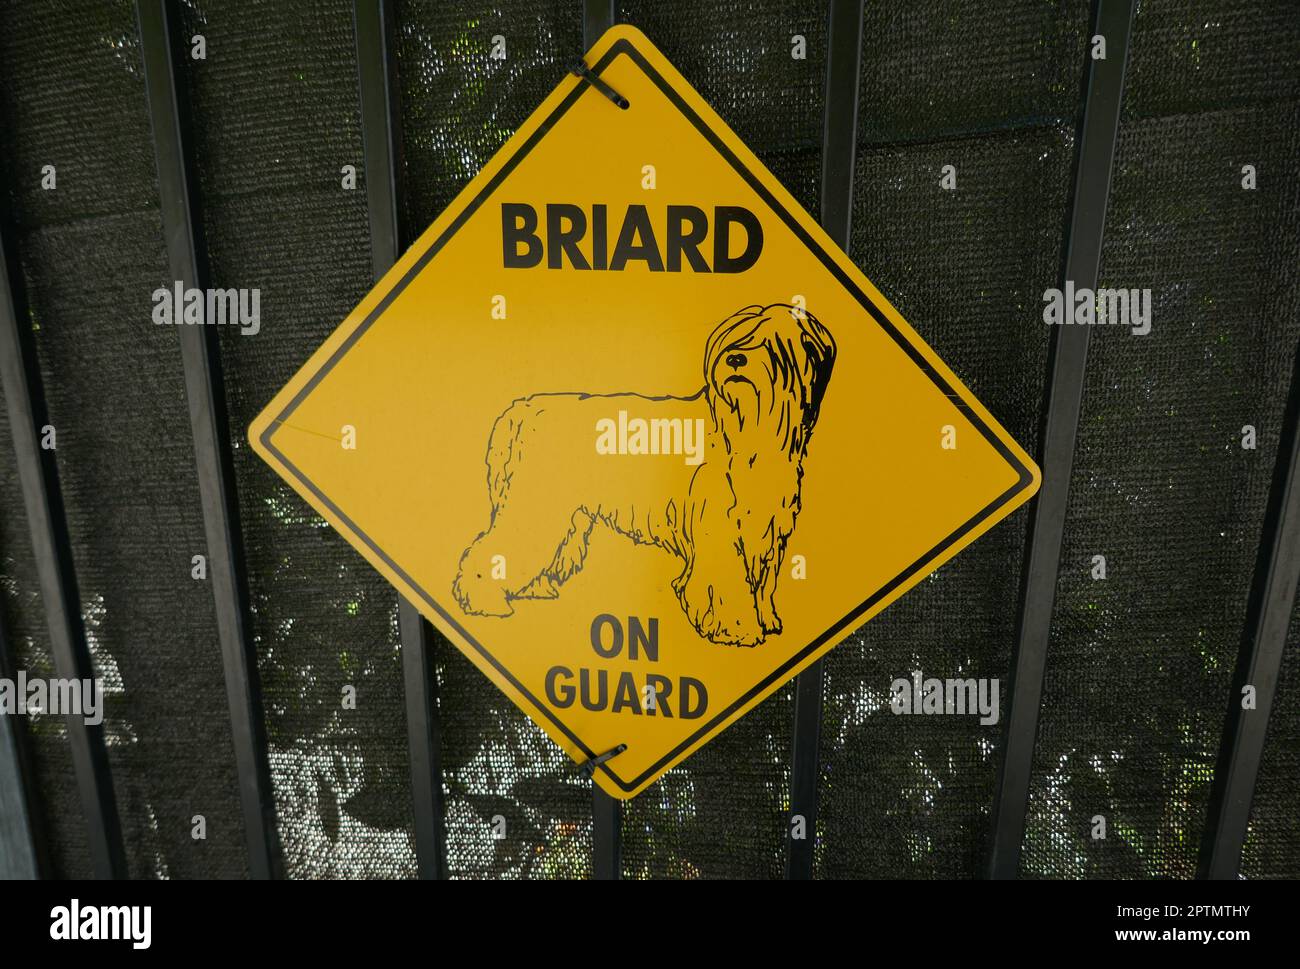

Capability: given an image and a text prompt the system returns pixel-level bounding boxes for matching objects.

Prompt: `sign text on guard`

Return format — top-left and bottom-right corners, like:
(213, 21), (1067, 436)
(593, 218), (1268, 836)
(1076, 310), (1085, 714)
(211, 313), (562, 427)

(250, 26), (1040, 799)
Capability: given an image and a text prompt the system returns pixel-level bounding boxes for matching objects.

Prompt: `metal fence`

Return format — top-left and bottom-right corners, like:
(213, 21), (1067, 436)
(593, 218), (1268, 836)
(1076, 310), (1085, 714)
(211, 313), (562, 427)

(0, 0), (1297, 880)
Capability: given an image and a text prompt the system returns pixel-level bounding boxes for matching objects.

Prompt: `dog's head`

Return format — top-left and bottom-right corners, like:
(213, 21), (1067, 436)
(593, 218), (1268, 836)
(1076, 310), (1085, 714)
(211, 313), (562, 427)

(704, 303), (836, 452)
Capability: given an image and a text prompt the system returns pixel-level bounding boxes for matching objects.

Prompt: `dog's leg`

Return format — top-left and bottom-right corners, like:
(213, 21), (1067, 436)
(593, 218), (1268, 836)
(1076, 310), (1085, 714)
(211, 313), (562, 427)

(674, 498), (766, 647)
(676, 544), (765, 646)
(455, 500), (587, 617)
(754, 550), (784, 637)
(743, 522), (789, 637)
(516, 511), (594, 599)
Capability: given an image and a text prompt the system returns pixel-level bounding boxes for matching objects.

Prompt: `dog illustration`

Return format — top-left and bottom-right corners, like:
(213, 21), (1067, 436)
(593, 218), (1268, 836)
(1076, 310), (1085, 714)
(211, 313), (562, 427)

(452, 303), (836, 646)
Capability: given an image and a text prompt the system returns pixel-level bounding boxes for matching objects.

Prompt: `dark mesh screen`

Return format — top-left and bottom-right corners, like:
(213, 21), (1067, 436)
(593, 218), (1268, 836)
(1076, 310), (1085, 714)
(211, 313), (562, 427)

(1022, 0), (1300, 878)
(175, 0), (416, 878)
(856, 0), (1091, 143)
(813, 0), (1089, 879)
(395, 0), (595, 879)
(619, 1), (827, 215)
(0, 0), (247, 879)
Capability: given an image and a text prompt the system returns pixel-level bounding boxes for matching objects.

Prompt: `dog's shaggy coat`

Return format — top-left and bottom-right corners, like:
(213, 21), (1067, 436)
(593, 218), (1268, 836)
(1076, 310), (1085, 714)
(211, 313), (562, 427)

(453, 303), (836, 646)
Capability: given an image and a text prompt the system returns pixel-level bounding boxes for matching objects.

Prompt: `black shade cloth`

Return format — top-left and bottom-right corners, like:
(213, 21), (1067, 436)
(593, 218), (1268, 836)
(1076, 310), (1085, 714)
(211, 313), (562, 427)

(1023, 0), (1300, 879)
(0, 0), (249, 879)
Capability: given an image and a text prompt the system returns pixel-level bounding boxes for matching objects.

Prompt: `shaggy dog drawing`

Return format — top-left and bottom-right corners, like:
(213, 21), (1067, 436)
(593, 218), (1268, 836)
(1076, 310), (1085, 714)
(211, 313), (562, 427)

(452, 302), (836, 646)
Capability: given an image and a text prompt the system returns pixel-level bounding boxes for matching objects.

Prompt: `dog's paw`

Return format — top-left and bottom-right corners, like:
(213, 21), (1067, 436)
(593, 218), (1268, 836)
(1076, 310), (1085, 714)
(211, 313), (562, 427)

(453, 570), (514, 617)
(516, 574), (559, 600)
(705, 609), (765, 647)
(677, 579), (765, 647)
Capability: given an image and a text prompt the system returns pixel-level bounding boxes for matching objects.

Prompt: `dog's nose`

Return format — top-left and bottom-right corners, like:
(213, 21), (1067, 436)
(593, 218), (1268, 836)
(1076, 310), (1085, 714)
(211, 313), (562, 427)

(725, 352), (747, 370)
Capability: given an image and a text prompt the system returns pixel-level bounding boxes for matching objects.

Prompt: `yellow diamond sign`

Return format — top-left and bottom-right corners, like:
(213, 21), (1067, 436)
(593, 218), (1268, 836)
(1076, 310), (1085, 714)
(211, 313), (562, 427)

(250, 26), (1040, 799)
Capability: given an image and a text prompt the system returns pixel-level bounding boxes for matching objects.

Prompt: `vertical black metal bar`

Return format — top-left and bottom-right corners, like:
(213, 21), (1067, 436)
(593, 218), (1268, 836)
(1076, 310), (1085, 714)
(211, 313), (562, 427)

(355, 0), (404, 279)
(985, 0), (1135, 879)
(787, 665), (824, 879)
(583, 0), (621, 881)
(136, 0), (282, 880)
(591, 787), (621, 880)
(815, 0), (864, 251)
(353, 0), (446, 880)
(583, 0), (616, 52)
(1200, 346), (1300, 879)
(0, 604), (45, 878)
(0, 230), (127, 881)
(397, 600), (444, 880)
(785, 0), (864, 882)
